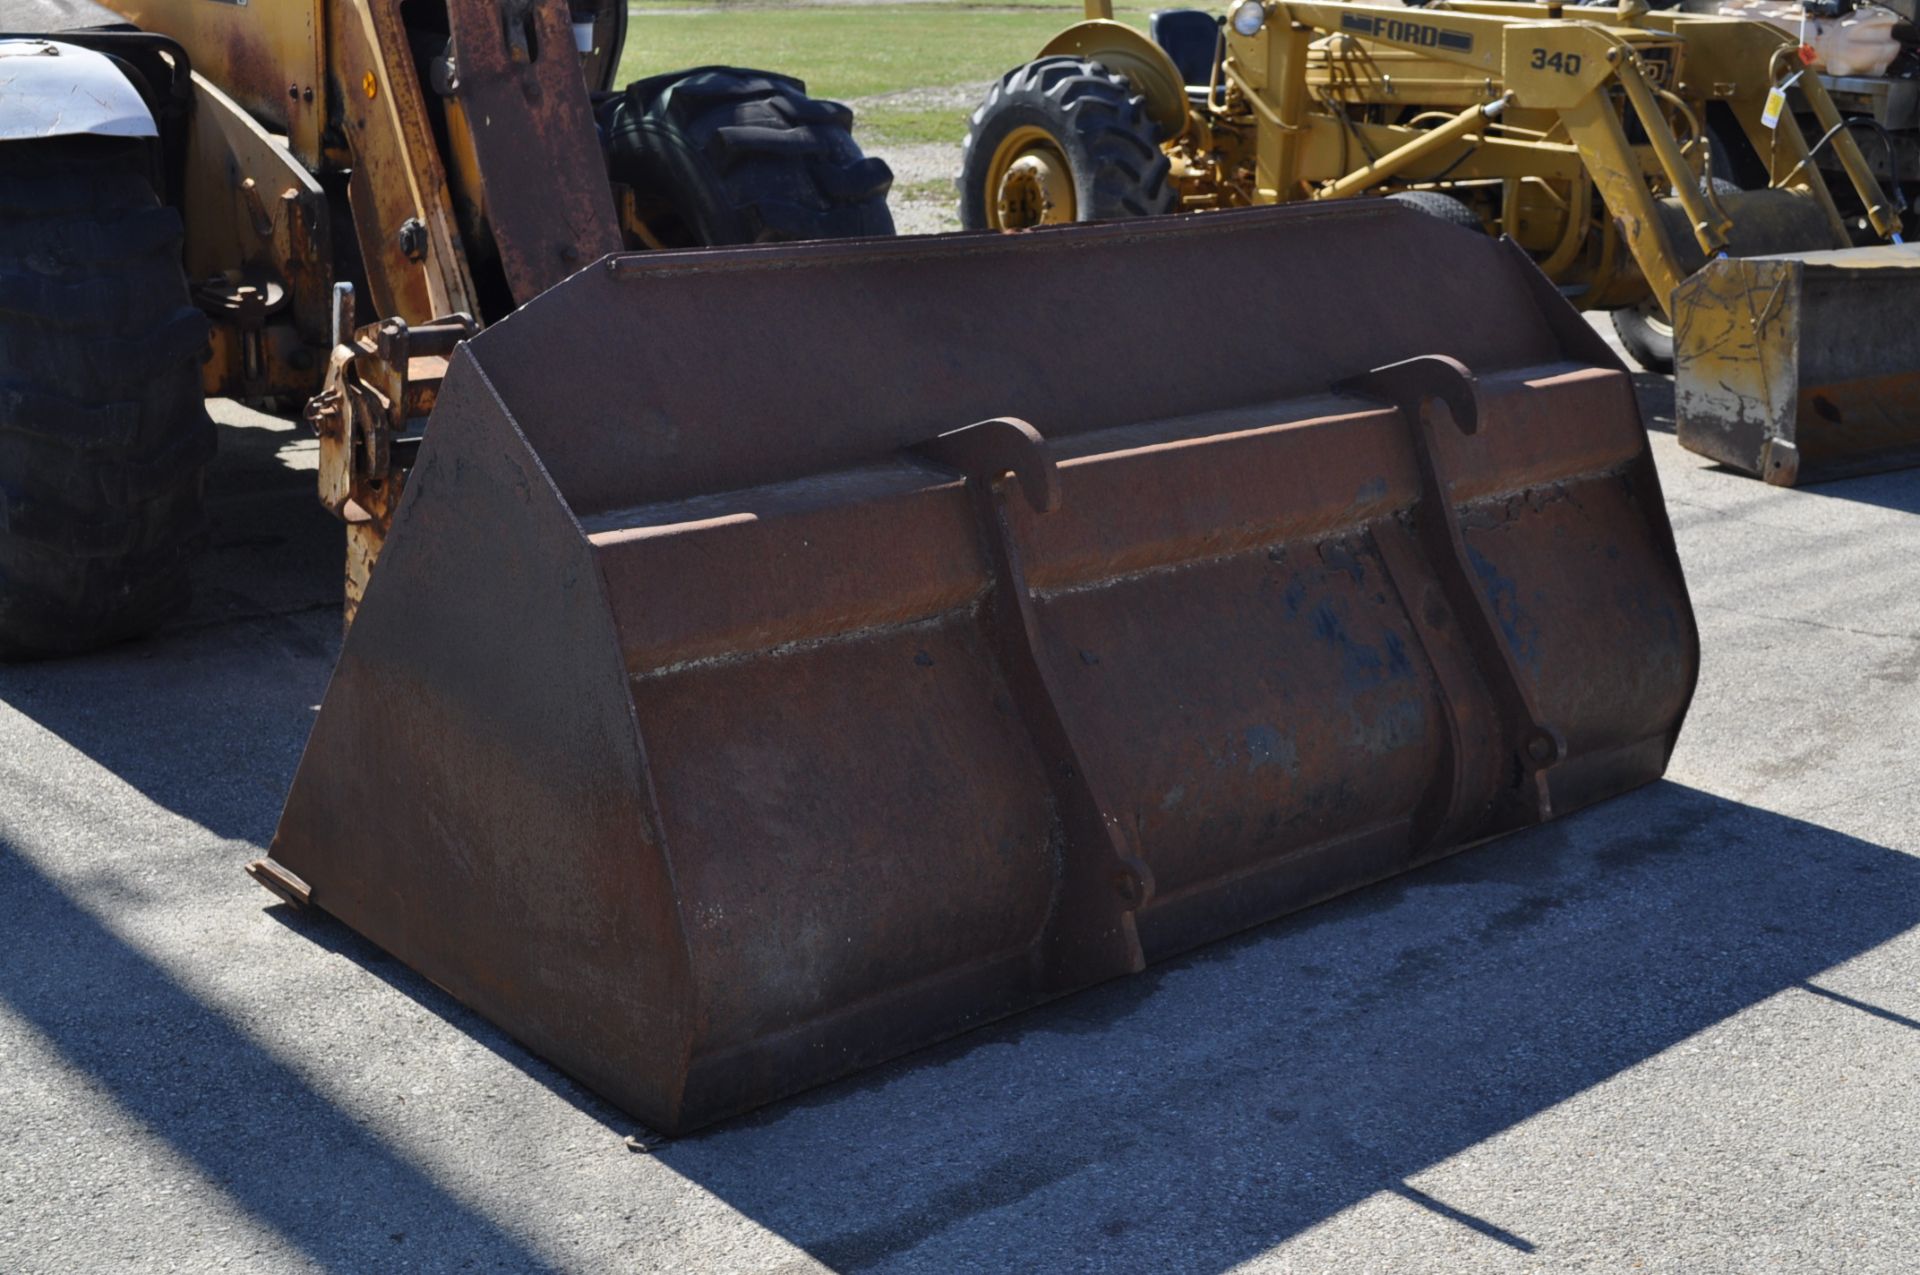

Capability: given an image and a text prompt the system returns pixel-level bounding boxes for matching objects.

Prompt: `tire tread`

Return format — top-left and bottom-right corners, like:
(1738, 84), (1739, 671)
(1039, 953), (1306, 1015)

(605, 66), (894, 245)
(958, 56), (1175, 230)
(0, 137), (212, 659)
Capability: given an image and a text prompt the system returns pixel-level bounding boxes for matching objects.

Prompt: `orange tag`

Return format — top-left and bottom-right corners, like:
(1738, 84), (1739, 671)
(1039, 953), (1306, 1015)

(1798, 43), (1818, 64)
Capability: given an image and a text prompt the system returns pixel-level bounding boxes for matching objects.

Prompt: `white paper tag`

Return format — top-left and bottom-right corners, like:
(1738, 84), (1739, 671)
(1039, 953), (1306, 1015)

(1761, 71), (1804, 130)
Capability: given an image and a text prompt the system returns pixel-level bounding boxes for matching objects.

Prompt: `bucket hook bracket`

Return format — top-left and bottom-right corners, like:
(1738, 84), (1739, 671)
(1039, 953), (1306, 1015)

(913, 416), (1062, 513)
(1339, 355), (1568, 814)
(913, 415), (1150, 984)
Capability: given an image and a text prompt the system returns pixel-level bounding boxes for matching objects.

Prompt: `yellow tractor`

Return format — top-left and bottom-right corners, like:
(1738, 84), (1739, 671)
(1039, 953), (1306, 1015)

(0, 0), (892, 655)
(963, 0), (1920, 484)
(5, 0), (1703, 1133)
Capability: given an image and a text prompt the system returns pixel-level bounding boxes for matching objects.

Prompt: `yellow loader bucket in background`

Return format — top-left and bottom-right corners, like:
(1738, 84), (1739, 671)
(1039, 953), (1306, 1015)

(1674, 244), (1920, 485)
(253, 205), (1698, 1134)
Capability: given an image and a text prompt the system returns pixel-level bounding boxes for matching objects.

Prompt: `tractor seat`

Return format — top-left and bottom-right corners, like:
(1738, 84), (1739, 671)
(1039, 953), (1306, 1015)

(1151, 7), (1225, 102)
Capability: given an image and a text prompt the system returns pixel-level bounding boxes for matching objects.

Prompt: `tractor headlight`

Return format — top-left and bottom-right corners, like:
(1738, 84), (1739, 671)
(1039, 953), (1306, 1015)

(1231, 0), (1268, 36)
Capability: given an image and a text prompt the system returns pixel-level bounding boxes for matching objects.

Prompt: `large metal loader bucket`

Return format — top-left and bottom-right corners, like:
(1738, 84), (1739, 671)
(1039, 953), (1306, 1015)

(1673, 243), (1920, 485)
(257, 204), (1698, 1134)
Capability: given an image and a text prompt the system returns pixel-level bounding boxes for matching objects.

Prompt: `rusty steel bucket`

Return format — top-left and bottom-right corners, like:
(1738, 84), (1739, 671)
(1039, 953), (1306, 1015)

(1673, 243), (1920, 485)
(254, 204), (1699, 1133)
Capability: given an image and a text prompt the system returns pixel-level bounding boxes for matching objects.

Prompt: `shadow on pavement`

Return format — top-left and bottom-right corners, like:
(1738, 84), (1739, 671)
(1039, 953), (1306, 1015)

(0, 611), (336, 844)
(1685, 461), (1920, 511)
(0, 841), (564, 1273)
(633, 780), (1919, 1273)
(1780, 466), (1920, 514)
(1629, 371), (1920, 511)
(146, 773), (1917, 1272)
(10, 749), (1911, 1274)
(1630, 370), (1676, 434)
(261, 902), (639, 1139)
(0, 410), (341, 843)
(6, 397), (1918, 1273)
(176, 406), (343, 634)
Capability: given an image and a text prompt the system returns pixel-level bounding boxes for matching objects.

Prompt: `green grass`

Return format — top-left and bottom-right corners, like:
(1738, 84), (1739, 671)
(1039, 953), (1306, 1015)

(618, 1), (1163, 176)
(618, 3), (1158, 105)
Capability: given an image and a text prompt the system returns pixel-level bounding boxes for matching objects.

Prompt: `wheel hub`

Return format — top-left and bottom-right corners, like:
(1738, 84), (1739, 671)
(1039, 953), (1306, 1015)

(991, 131), (1075, 229)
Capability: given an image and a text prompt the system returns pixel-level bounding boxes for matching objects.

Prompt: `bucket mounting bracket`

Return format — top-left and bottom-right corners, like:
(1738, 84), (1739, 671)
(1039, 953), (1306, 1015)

(913, 417), (1152, 987)
(1338, 355), (1568, 820)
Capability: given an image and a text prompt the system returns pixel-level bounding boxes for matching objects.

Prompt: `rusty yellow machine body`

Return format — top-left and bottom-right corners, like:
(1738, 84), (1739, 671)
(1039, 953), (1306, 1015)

(965, 0), (1920, 483)
(95, 0), (640, 608)
(7, 0), (891, 622)
(94, 0), (626, 398)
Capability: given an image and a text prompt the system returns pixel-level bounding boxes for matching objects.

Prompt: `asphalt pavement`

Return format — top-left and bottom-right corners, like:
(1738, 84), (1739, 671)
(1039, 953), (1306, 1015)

(2, 341), (1916, 1274)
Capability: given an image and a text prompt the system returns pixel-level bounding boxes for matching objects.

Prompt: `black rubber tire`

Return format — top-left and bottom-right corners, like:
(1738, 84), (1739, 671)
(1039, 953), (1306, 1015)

(0, 136), (213, 660)
(602, 66), (894, 246)
(1384, 190), (1483, 231)
(1610, 176), (1742, 375)
(958, 56), (1175, 230)
(1610, 299), (1675, 375)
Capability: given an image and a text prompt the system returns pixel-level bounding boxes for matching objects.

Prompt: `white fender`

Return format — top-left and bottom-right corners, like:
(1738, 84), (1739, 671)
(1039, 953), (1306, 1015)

(0, 39), (156, 141)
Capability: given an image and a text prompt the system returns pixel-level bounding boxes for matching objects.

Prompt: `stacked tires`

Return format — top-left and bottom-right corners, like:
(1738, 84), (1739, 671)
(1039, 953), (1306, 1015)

(603, 66), (895, 246)
(0, 136), (213, 658)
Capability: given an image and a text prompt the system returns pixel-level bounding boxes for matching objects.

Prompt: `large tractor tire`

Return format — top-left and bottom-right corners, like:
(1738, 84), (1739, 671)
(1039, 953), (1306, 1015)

(1384, 189), (1484, 230)
(602, 66), (894, 246)
(0, 136), (213, 659)
(959, 56), (1175, 230)
(1610, 176), (1744, 374)
(1610, 299), (1677, 376)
